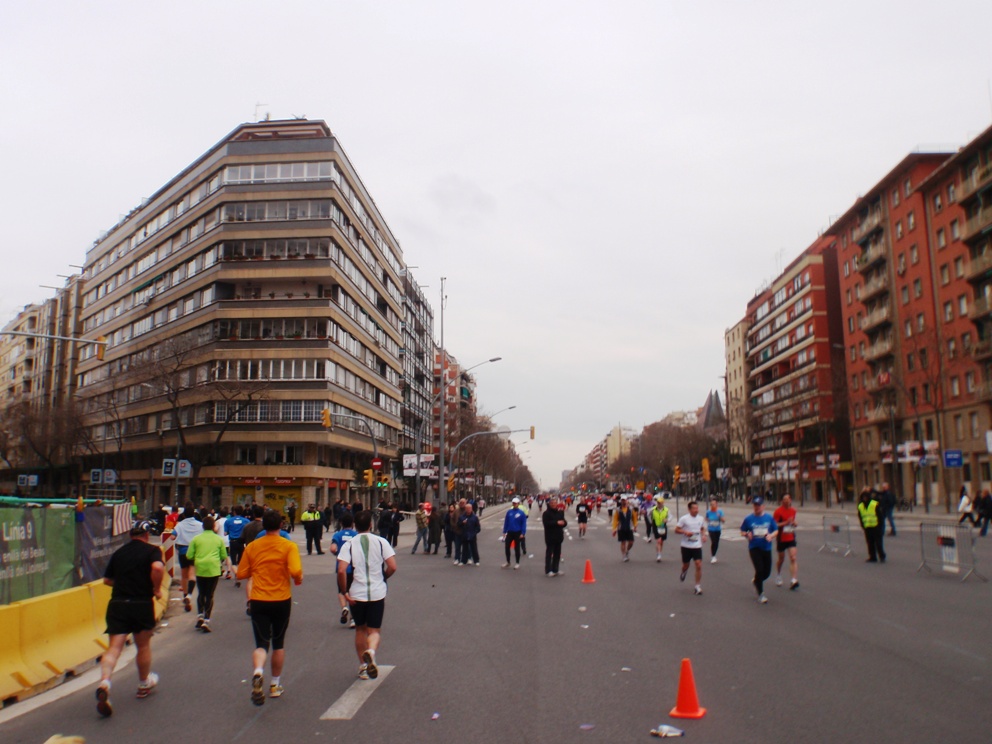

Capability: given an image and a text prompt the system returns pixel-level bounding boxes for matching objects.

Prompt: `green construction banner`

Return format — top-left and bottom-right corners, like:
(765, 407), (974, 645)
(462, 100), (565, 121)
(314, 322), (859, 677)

(0, 507), (76, 604)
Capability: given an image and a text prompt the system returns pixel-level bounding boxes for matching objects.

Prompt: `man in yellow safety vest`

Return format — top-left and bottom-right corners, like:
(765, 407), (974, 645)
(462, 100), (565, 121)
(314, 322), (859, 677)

(857, 488), (886, 563)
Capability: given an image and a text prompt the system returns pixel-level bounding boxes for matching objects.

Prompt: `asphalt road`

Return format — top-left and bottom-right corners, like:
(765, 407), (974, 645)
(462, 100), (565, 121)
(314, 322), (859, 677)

(2, 501), (991, 743)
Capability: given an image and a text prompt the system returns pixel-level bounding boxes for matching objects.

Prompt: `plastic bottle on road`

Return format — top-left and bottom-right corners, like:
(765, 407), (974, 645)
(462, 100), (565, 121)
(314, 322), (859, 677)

(650, 724), (685, 737)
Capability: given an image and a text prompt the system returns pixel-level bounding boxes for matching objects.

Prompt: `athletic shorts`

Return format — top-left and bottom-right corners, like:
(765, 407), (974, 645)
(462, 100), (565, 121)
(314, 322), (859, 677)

(105, 598), (156, 636)
(777, 539), (797, 552)
(617, 529), (634, 542)
(178, 552), (193, 569)
(577, 515), (588, 523)
(250, 599), (292, 652)
(649, 524), (667, 540)
(680, 546), (703, 563)
(339, 571), (355, 594)
(350, 598), (385, 629)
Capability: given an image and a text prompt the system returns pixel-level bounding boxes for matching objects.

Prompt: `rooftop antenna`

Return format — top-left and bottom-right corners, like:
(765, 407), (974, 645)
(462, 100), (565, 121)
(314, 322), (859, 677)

(254, 102), (269, 122)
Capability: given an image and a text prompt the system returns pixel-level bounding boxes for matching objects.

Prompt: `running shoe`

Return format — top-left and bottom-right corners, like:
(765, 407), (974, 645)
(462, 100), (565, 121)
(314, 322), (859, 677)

(183, 596), (192, 612)
(349, 619), (356, 628)
(501, 563), (510, 568)
(136, 672), (159, 699)
(680, 568), (687, 582)
(759, 594), (769, 604)
(513, 564), (520, 570)
(623, 555), (629, 562)
(775, 576), (783, 587)
(269, 683), (284, 698)
(251, 672), (265, 705)
(201, 620), (212, 633)
(195, 615), (204, 629)
(358, 664), (369, 680)
(95, 682), (112, 717)
(790, 580), (800, 591)
(340, 608), (349, 625)
(693, 585), (702, 595)
(710, 557), (718, 564)
(656, 554), (662, 563)
(362, 650), (378, 679)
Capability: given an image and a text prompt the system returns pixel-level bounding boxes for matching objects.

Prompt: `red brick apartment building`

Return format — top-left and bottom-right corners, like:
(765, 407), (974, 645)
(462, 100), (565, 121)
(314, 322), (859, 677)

(744, 236), (849, 502)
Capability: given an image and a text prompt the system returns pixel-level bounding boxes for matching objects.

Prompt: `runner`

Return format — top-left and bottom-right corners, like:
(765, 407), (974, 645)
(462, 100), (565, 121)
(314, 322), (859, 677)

(172, 504), (203, 613)
(185, 515), (227, 632)
(706, 497), (725, 564)
(337, 510), (398, 680)
(606, 495), (616, 520)
(611, 496), (638, 562)
(95, 520), (164, 717)
(237, 509), (303, 705)
(773, 494), (799, 589)
(225, 505), (250, 586)
(575, 498), (590, 539)
(501, 497), (528, 569)
(740, 495), (778, 603)
(649, 494), (669, 562)
(675, 500), (706, 595)
(329, 512), (359, 627)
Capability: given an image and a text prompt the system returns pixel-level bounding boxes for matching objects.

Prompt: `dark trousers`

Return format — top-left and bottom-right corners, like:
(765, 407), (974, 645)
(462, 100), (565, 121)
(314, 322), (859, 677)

(196, 575), (219, 619)
(545, 537), (562, 574)
(453, 534), (463, 561)
(444, 530), (454, 557)
(505, 531), (523, 564)
(459, 538), (479, 564)
(305, 523), (323, 554)
(863, 525), (886, 561)
(709, 531), (721, 557)
(229, 538), (245, 566)
(749, 547), (772, 594)
(884, 506), (896, 535)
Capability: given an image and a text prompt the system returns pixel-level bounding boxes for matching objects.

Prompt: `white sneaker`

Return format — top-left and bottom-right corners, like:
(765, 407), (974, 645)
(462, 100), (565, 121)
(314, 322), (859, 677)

(693, 585), (702, 595)
(501, 563), (509, 569)
(547, 571), (555, 577)
(656, 554), (662, 562)
(759, 594), (769, 604)
(136, 672), (159, 699)
(513, 564), (520, 570)
(710, 557), (718, 564)
(775, 576), (783, 587)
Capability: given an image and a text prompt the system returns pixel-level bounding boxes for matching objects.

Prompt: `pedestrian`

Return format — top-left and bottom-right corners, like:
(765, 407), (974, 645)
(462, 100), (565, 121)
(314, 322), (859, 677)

(740, 495), (778, 604)
(237, 509), (303, 705)
(411, 503), (430, 554)
(675, 500), (706, 595)
(377, 503), (394, 542)
(427, 501), (443, 554)
(172, 503), (203, 613)
(477, 496), (486, 518)
(451, 500), (466, 563)
(301, 503), (324, 555)
(185, 515), (227, 632)
(389, 503), (404, 547)
(611, 495), (638, 562)
(337, 509), (398, 680)
(214, 508), (234, 580)
(501, 496), (528, 569)
(858, 488), (886, 562)
(650, 494), (670, 563)
(957, 486), (979, 526)
(879, 482), (897, 536)
(542, 496), (567, 576)
(978, 487), (992, 537)
(443, 503), (457, 558)
(705, 497), (724, 564)
(225, 505), (250, 582)
(773, 494), (799, 590)
(606, 495), (616, 520)
(457, 501), (481, 566)
(95, 520), (164, 717)
(323, 504), (334, 534)
(286, 502), (297, 532)
(330, 512), (359, 627)
(575, 498), (590, 538)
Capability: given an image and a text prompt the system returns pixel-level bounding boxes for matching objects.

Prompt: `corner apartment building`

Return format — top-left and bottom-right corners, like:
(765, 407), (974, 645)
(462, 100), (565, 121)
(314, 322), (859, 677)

(830, 152), (971, 506)
(724, 318), (751, 464)
(399, 270), (435, 459)
(432, 351), (478, 464)
(745, 236), (849, 502)
(73, 119), (408, 512)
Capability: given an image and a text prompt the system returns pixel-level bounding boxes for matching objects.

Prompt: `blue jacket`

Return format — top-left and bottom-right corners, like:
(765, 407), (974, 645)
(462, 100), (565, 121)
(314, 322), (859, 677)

(502, 507), (528, 534)
(458, 513), (481, 540)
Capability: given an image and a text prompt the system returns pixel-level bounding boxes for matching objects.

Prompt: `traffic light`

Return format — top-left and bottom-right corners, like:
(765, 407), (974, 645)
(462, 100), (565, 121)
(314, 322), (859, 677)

(447, 474), (456, 491)
(363, 469), (374, 487)
(377, 474), (390, 489)
(701, 457), (711, 482)
(96, 335), (107, 361)
(530, 426), (535, 440)
(673, 465), (682, 484)
(320, 408), (332, 428)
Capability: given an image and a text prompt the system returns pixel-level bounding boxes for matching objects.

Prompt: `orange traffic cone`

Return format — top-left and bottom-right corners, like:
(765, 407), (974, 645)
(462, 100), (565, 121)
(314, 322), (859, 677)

(581, 559), (596, 584)
(510, 540), (516, 550)
(669, 658), (706, 719)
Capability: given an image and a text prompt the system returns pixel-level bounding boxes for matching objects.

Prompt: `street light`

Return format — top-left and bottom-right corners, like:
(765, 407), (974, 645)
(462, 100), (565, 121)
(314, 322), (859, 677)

(488, 405), (517, 419)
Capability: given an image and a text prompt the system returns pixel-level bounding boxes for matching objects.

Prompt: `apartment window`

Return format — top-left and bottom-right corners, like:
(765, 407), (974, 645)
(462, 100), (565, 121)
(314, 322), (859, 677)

(907, 353), (915, 371)
(892, 189), (900, 207)
(951, 220), (960, 241)
(850, 346), (856, 362)
(855, 403), (862, 421)
(908, 212), (916, 231)
(852, 375), (859, 391)
(913, 278), (923, 298)
(855, 284), (861, 300)
(846, 288), (852, 305)
(848, 317), (855, 333)
(917, 313), (926, 332)
(910, 244), (919, 264)
(904, 178), (912, 197)
(937, 228), (946, 248)
(948, 338), (957, 358)
(904, 320), (913, 338)
(910, 387), (918, 406)
(844, 261), (850, 277)
(854, 313), (861, 333)
(954, 257), (964, 278)
(858, 341), (866, 358)
(901, 286), (910, 305)
(933, 193), (943, 212)
(923, 383), (932, 403)
(971, 412), (980, 438)
(959, 294), (968, 315)
(955, 415), (964, 440)
(966, 370), (976, 391)
(948, 183), (956, 202)
(943, 301), (954, 322)
(920, 348), (928, 368)
(896, 221), (904, 239)
(951, 377), (960, 397)
(897, 253), (906, 272)
(940, 264), (950, 285)
(963, 332), (972, 350)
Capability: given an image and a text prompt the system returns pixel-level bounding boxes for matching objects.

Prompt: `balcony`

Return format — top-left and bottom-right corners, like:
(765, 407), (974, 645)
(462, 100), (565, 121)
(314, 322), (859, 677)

(864, 338), (894, 362)
(857, 240), (887, 273)
(959, 162), (992, 202)
(859, 305), (892, 333)
(852, 210), (884, 244)
(972, 339), (992, 361)
(969, 295), (992, 321)
(962, 206), (992, 244)
(860, 275), (890, 302)
(865, 405), (892, 423)
(977, 383), (992, 402)
(863, 374), (895, 395)
(966, 251), (992, 283)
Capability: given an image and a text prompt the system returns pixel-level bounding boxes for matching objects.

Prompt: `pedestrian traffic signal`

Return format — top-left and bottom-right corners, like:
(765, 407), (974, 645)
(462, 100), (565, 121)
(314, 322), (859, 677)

(377, 475), (390, 489)
(530, 426), (535, 440)
(363, 469), (374, 487)
(320, 408), (332, 428)
(96, 335), (107, 361)
(674, 465), (682, 484)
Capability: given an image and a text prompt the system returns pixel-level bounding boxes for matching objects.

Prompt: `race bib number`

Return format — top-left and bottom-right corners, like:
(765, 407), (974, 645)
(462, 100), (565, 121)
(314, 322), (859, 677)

(752, 526), (768, 538)
(782, 525), (794, 534)
(708, 519), (721, 529)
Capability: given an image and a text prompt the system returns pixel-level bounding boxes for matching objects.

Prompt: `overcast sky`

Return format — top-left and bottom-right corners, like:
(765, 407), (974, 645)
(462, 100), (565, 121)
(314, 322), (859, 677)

(3, 1), (992, 488)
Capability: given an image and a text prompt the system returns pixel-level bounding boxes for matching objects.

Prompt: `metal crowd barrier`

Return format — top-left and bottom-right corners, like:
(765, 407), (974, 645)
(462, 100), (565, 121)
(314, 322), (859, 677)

(917, 522), (987, 583)
(818, 515), (852, 557)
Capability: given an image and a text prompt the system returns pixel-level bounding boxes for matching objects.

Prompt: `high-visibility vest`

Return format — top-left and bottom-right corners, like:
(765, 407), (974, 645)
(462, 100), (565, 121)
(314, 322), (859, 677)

(301, 510), (319, 522)
(858, 500), (879, 528)
(651, 507), (669, 528)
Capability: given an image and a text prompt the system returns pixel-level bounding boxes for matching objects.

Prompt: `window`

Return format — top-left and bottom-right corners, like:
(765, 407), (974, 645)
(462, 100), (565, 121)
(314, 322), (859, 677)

(940, 264), (950, 285)
(901, 286), (910, 305)
(933, 193), (943, 212)
(892, 189), (900, 207)
(852, 375), (859, 391)
(910, 244), (919, 264)
(963, 332), (972, 350)
(951, 377), (960, 397)
(907, 353), (915, 371)
(937, 228), (946, 248)
(858, 341), (865, 358)
(971, 412), (980, 438)
(943, 301), (954, 322)
(897, 253), (906, 272)
(923, 383), (932, 403)
(948, 183), (956, 203)
(854, 313), (861, 333)
(910, 387), (918, 406)
(848, 317), (854, 333)
(904, 320), (913, 338)
(920, 348), (928, 368)
(904, 178), (912, 197)
(951, 220), (960, 241)
(913, 278), (923, 298)
(844, 261), (850, 277)
(850, 346), (856, 362)
(948, 338), (957, 358)
(966, 370), (976, 391)
(896, 220), (904, 239)
(908, 212), (916, 231)
(846, 288), (852, 305)
(959, 294), (968, 315)
(954, 257), (964, 278)
(917, 313), (925, 332)
(955, 415), (964, 440)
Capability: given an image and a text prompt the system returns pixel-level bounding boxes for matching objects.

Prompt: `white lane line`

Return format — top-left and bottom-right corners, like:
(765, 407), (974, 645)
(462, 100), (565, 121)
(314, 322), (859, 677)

(320, 665), (395, 720)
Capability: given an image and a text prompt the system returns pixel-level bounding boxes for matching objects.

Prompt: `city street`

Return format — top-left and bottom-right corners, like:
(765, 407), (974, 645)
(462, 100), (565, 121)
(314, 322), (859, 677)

(2, 501), (990, 743)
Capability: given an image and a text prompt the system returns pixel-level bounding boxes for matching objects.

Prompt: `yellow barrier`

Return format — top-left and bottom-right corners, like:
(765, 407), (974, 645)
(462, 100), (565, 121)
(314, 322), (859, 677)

(0, 602), (41, 701)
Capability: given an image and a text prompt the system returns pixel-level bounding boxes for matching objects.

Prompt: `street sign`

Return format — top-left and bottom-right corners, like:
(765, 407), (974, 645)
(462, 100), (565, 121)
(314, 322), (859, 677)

(943, 449), (964, 468)
(27, 474), (38, 487)
(103, 469), (117, 485)
(17, 475), (27, 487)
(177, 459), (192, 478)
(371, 457), (383, 471)
(91, 468), (103, 484)
(162, 459), (176, 477)
(919, 456), (928, 468)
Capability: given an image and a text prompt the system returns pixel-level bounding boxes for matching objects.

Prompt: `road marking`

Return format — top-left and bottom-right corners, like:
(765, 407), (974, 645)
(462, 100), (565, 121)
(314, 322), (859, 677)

(320, 665), (395, 720)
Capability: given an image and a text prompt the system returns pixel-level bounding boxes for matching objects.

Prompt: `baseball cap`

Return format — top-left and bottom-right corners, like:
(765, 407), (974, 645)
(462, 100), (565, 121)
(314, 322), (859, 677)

(619, 495), (628, 501)
(752, 495), (765, 506)
(130, 520), (153, 536)
(512, 497), (521, 503)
